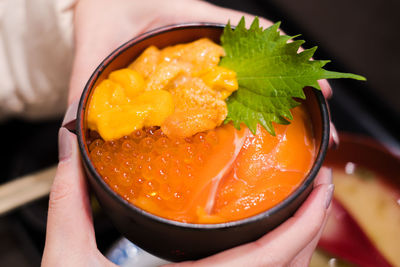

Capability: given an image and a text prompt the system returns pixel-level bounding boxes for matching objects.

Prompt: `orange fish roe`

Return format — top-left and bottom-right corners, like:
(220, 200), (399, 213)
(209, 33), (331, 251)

(89, 125), (236, 222)
(88, 105), (315, 224)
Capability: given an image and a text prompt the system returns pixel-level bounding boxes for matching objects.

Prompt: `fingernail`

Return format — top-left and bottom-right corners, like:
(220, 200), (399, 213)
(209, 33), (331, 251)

(62, 100), (79, 127)
(319, 79), (333, 99)
(59, 127), (72, 162)
(330, 122), (339, 149)
(325, 184), (334, 209)
(327, 89), (333, 99)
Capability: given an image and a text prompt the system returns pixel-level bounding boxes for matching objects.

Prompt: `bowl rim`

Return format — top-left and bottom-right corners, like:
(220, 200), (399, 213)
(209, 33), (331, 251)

(76, 22), (330, 230)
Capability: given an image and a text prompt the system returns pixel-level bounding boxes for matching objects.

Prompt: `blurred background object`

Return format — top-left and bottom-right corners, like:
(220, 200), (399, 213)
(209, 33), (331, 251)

(0, 0), (398, 266)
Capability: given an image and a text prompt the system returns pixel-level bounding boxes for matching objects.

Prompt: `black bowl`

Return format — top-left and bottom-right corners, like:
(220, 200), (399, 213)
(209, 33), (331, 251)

(76, 23), (330, 262)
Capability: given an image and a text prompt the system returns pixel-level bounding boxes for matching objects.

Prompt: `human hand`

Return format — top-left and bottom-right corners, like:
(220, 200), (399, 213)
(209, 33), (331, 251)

(42, 1), (336, 266)
(41, 124), (333, 267)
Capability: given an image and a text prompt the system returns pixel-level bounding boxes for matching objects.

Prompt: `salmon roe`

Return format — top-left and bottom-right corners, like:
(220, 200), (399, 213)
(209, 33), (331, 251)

(89, 126), (217, 207)
(87, 106), (315, 224)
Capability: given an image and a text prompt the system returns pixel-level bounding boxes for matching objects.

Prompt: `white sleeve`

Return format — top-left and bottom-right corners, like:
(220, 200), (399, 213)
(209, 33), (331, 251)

(0, 0), (76, 120)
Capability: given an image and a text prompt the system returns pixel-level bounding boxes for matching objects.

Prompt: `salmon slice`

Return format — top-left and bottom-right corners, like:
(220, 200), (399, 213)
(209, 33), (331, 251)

(209, 106), (316, 223)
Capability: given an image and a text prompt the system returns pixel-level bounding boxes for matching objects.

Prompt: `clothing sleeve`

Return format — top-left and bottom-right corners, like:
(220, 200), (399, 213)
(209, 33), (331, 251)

(0, 0), (76, 120)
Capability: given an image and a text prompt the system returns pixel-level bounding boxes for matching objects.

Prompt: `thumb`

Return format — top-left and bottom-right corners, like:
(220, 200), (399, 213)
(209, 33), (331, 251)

(42, 127), (96, 262)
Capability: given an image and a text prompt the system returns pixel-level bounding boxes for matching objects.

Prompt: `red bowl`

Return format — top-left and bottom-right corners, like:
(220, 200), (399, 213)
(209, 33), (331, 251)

(319, 133), (400, 266)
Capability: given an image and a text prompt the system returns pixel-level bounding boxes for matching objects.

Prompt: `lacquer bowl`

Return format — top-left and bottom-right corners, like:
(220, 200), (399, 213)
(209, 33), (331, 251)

(75, 23), (330, 262)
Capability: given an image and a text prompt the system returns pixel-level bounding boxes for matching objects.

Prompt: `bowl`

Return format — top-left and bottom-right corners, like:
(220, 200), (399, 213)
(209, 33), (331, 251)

(75, 23), (330, 262)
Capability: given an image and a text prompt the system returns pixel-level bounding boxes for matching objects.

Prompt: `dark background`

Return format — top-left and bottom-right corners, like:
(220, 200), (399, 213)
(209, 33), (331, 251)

(0, 0), (399, 265)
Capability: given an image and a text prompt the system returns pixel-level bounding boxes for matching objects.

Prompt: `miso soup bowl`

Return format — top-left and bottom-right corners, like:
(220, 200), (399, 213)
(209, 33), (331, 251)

(75, 23), (330, 262)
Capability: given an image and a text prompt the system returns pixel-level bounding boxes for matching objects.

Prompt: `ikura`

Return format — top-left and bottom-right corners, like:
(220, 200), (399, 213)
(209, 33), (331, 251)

(88, 105), (315, 223)
(88, 126), (221, 209)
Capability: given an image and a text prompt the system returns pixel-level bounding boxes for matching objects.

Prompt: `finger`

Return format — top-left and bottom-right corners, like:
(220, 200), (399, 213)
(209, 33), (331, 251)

(328, 122), (340, 149)
(318, 79), (333, 99)
(314, 166), (333, 187)
(251, 184), (334, 265)
(289, 205), (332, 267)
(173, 171), (334, 267)
(42, 127), (96, 260)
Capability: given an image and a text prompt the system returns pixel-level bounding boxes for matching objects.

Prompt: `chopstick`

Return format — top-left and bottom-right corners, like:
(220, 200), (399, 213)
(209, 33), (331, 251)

(0, 166), (57, 216)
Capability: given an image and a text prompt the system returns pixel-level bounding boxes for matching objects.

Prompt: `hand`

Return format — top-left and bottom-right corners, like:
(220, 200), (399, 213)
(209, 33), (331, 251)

(42, 1), (335, 266)
(41, 127), (333, 267)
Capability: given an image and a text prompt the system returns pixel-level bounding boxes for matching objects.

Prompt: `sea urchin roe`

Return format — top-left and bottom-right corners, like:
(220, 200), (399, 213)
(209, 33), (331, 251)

(87, 38), (238, 141)
(87, 78), (174, 141)
(89, 105), (315, 223)
(161, 77), (228, 138)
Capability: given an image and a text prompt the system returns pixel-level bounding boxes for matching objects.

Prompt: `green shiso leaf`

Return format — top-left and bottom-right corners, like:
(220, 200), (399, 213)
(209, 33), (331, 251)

(220, 17), (366, 135)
